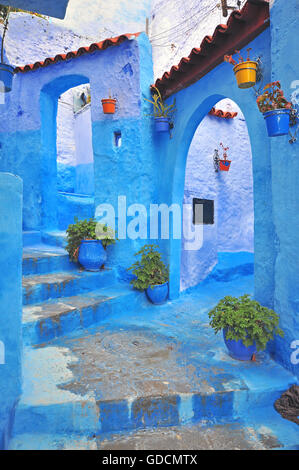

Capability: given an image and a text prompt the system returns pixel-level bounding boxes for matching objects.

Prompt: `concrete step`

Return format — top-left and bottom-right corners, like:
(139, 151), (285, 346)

(22, 269), (116, 306)
(23, 231), (42, 247)
(42, 230), (67, 248)
(23, 286), (141, 345)
(23, 246), (76, 276)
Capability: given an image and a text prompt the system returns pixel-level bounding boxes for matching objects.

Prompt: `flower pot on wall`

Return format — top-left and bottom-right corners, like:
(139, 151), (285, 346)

(219, 160), (231, 171)
(78, 240), (107, 271)
(0, 63), (14, 92)
(233, 61), (257, 89)
(263, 108), (290, 137)
(146, 282), (169, 304)
(223, 329), (257, 361)
(101, 98), (116, 114)
(155, 117), (169, 132)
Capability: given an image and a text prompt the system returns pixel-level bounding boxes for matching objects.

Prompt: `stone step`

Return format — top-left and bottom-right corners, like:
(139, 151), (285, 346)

(41, 230), (67, 248)
(22, 269), (116, 306)
(23, 287), (141, 345)
(23, 246), (76, 276)
(23, 231), (42, 247)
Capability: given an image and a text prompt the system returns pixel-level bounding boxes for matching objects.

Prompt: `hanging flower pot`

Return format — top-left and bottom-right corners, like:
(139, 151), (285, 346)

(263, 108), (291, 137)
(219, 159), (231, 171)
(101, 98), (116, 114)
(256, 82), (293, 137)
(224, 49), (257, 89)
(0, 63), (14, 92)
(233, 61), (257, 89)
(218, 142), (231, 172)
(155, 117), (169, 132)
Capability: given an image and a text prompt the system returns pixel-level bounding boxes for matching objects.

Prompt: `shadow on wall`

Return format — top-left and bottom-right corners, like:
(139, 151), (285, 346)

(181, 99), (254, 291)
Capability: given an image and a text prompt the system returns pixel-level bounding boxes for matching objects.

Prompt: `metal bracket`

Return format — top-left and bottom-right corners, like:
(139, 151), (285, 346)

(213, 149), (220, 172)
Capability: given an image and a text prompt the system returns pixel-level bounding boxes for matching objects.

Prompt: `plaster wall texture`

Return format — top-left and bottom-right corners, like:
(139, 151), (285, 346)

(181, 99), (254, 290)
(57, 89), (76, 193)
(0, 173), (22, 449)
(74, 104), (94, 195)
(268, 0), (299, 378)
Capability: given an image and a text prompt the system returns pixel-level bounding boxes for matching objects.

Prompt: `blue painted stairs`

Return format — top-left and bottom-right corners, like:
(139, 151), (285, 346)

(9, 248), (299, 450)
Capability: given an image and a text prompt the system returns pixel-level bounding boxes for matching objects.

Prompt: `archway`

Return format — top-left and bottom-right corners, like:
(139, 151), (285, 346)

(180, 98), (254, 291)
(40, 74), (91, 231)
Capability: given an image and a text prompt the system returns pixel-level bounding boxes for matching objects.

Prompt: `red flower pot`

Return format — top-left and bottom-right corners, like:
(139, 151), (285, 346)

(101, 98), (116, 114)
(219, 160), (231, 171)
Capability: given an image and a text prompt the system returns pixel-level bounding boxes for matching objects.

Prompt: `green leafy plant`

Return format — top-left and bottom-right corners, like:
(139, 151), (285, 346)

(145, 86), (176, 119)
(127, 244), (169, 291)
(208, 294), (284, 351)
(66, 217), (116, 262)
(256, 81), (293, 113)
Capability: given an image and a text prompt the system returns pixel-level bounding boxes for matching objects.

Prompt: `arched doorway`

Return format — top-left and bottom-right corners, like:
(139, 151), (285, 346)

(180, 98), (254, 291)
(40, 74), (92, 231)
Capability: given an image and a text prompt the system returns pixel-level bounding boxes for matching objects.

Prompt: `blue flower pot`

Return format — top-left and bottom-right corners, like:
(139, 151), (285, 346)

(146, 282), (169, 304)
(78, 240), (107, 271)
(0, 63), (14, 92)
(263, 108), (290, 137)
(223, 329), (257, 361)
(155, 117), (169, 133)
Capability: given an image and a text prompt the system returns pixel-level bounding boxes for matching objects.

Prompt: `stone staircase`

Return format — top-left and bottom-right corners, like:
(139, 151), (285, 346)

(9, 246), (299, 450)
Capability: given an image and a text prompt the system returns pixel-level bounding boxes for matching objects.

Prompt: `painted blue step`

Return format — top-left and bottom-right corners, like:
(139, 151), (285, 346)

(23, 247), (76, 276)
(23, 231), (42, 247)
(22, 269), (116, 306)
(42, 230), (67, 248)
(23, 286), (141, 345)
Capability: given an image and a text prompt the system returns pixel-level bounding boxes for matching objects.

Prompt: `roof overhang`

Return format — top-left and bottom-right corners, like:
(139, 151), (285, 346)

(0, 0), (70, 19)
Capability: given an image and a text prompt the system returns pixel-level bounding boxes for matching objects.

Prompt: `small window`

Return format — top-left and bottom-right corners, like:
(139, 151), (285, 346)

(193, 198), (214, 225)
(114, 131), (122, 148)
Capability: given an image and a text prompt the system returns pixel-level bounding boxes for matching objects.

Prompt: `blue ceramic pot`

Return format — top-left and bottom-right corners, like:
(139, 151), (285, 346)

(223, 329), (257, 361)
(146, 282), (169, 304)
(78, 240), (107, 271)
(263, 108), (290, 137)
(0, 63), (14, 92)
(155, 117), (169, 133)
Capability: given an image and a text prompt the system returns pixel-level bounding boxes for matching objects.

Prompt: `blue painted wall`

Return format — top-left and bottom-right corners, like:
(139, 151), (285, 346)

(0, 173), (22, 449)
(268, 0), (299, 378)
(0, 0), (70, 19)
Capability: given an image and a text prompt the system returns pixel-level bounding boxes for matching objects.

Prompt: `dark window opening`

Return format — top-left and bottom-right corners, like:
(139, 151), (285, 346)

(114, 131), (122, 148)
(193, 198), (214, 225)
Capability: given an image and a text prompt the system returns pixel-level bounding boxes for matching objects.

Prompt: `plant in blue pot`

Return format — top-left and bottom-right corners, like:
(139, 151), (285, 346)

(145, 86), (176, 133)
(66, 217), (116, 272)
(208, 294), (284, 361)
(256, 81), (294, 137)
(0, 7), (14, 92)
(127, 244), (169, 304)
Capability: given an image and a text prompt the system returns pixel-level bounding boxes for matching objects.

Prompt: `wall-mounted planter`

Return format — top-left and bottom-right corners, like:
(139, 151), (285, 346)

(223, 329), (257, 361)
(233, 61), (257, 89)
(146, 282), (169, 304)
(219, 159), (231, 171)
(78, 239), (107, 271)
(0, 63), (14, 92)
(155, 117), (169, 132)
(101, 98), (116, 114)
(263, 108), (290, 137)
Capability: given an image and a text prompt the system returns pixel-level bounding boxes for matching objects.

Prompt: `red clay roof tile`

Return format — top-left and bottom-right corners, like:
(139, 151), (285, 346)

(14, 33), (140, 74)
(154, 1), (270, 99)
(209, 107), (238, 119)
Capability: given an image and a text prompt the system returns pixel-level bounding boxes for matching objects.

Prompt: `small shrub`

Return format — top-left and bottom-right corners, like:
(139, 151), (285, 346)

(208, 294), (284, 351)
(127, 244), (169, 291)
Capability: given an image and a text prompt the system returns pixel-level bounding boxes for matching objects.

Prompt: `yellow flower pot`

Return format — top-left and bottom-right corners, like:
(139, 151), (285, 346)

(233, 61), (258, 89)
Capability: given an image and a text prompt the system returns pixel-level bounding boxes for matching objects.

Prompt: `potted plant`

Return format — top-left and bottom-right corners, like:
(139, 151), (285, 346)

(224, 48), (257, 89)
(145, 86), (176, 132)
(66, 217), (116, 271)
(0, 7), (14, 92)
(219, 142), (231, 171)
(256, 81), (293, 137)
(127, 244), (169, 304)
(208, 294), (284, 361)
(101, 91), (116, 114)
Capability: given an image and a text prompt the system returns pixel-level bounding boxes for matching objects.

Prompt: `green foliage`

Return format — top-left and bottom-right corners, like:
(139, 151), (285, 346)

(145, 86), (176, 119)
(66, 217), (116, 261)
(256, 81), (292, 113)
(208, 294), (284, 351)
(127, 244), (169, 291)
